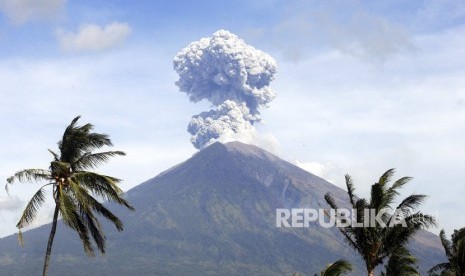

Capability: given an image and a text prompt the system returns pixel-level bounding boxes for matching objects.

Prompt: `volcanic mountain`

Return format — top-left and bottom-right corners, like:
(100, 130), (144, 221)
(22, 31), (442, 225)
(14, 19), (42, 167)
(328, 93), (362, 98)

(0, 142), (445, 275)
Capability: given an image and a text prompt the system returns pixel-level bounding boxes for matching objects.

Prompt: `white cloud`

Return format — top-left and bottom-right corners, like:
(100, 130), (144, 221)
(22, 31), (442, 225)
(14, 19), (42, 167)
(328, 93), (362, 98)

(295, 160), (343, 186)
(0, 0), (66, 25)
(216, 129), (280, 155)
(418, 0), (465, 26)
(56, 22), (132, 52)
(0, 195), (23, 212)
(295, 161), (327, 176)
(249, 1), (414, 63)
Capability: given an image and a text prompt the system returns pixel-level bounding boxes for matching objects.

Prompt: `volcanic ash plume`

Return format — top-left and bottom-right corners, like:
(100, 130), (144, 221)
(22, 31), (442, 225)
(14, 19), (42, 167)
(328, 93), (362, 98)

(173, 30), (277, 149)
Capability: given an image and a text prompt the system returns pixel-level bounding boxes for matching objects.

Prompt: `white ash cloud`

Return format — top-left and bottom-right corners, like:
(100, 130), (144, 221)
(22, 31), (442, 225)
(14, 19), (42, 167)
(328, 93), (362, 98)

(173, 30), (277, 149)
(188, 100), (255, 149)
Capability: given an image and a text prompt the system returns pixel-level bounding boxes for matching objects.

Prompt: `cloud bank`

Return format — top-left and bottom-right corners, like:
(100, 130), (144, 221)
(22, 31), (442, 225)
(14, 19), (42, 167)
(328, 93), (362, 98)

(174, 30), (277, 149)
(0, 0), (66, 25)
(251, 1), (415, 63)
(57, 22), (132, 52)
(0, 195), (23, 212)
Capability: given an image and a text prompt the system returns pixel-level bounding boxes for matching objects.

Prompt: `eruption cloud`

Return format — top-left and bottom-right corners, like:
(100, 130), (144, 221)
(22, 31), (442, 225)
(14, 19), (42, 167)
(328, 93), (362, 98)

(174, 30), (277, 149)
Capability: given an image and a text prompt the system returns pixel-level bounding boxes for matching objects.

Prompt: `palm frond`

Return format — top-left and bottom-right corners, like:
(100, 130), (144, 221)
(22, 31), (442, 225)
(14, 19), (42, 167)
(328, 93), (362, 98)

(72, 151), (126, 170)
(68, 178), (125, 231)
(59, 116), (113, 163)
(396, 195), (427, 214)
(345, 174), (356, 208)
(58, 190), (94, 256)
(320, 259), (352, 276)
(378, 169), (396, 187)
(439, 230), (454, 259)
(383, 176), (413, 210)
(68, 116), (81, 128)
(428, 262), (451, 276)
(324, 193), (338, 210)
(85, 132), (112, 149)
(383, 247), (419, 276)
(16, 186), (48, 229)
(81, 208), (106, 254)
(452, 228), (465, 275)
(17, 229), (24, 247)
(370, 182), (385, 211)
(404, 212), (437, 230)
(390, 176), (413, 190)
(7, 169), (51, 185)
(58, 189), (80, 230)
(354, 198), (367, 225)
(83, 192), (124, 231)
(48, 149), (60, 161)
(388, 194), (427, 226)
(72, 171), (134, 210)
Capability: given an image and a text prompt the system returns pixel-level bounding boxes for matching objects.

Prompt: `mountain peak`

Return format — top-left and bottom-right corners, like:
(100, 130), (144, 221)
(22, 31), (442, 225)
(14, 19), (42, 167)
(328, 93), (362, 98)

(202, 141), (279, 163)
(224, 141), (279, 160)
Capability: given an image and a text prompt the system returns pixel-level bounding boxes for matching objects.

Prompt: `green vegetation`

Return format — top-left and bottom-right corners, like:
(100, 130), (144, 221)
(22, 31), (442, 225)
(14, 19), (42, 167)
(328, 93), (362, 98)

(290, 259), (352, 276)
(315, 259), (352, 276)
(6, 116), (134, 276)
(429, 228), (465, 276)
(324, 169), (436, 276)
(380, 246), (419, 276)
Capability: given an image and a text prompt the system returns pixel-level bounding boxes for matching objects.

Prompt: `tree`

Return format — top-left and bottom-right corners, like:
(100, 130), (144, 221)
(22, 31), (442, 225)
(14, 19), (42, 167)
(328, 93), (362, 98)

(324, 169), (436, 276)
(316, 260), (353, 276)
(429, 228), (465, 276)
(381, 247), (419, 276)
(6, 116), (134, 276)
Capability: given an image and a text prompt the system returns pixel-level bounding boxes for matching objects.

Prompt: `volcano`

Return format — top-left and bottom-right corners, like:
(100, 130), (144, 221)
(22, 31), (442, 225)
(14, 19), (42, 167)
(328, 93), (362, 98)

(0, 142), (445, 275)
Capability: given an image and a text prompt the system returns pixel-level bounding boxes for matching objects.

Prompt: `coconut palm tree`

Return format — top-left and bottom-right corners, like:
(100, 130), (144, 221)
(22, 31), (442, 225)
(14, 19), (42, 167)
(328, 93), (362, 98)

(428, 228), (465, 276)
(316, 259), (353, 276)
(324, 169), (436, 276)
(6, 116), (134, 276)
(380, 247), (419, 276)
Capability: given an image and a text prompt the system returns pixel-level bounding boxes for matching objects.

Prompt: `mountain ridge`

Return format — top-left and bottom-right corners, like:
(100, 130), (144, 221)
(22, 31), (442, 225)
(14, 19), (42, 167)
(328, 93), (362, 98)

(0, 141), (445, 275)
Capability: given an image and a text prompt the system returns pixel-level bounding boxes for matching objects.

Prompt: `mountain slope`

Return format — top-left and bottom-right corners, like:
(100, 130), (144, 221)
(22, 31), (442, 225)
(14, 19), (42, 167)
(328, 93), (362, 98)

(0, 142), (445, 275)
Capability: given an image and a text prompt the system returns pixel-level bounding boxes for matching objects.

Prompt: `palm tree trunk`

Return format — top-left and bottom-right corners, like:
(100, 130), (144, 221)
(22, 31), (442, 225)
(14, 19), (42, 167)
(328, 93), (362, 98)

(42, 205), (59, 276)
(367, 269), (374, 276)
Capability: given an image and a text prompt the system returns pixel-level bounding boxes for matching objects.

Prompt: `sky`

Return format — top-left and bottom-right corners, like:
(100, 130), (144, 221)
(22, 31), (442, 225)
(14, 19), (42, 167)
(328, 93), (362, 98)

(0, 0), (464, 238)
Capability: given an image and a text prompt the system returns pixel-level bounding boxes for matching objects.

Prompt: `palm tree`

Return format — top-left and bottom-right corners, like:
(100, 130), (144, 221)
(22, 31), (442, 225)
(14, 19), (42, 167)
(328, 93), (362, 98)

(428, 227), (465, 276)
(380, 247), (419, 276)
(316, 260), (353, 276)
(6, 116), (134, 276)
(324, 169), (436, 276)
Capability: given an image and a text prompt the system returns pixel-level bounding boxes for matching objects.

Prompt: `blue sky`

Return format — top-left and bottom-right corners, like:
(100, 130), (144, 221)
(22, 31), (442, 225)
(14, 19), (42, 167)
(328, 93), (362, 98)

(1, 0), (465, 238)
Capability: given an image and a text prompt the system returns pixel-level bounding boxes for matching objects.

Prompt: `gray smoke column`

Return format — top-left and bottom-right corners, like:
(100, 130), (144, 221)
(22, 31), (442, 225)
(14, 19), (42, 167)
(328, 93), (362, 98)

(173, 30), (277, 149)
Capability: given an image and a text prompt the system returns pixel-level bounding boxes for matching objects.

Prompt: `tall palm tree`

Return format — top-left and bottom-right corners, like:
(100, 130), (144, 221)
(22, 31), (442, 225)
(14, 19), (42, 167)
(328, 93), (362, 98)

(6, 116), (134, 276)
(380, 247), (419, 276)
(429, 227), (465, 276)
(316, 260), (353, 276)
(324, 169), (436, 276)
